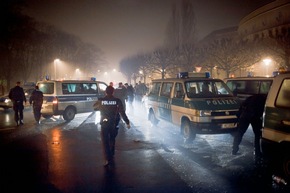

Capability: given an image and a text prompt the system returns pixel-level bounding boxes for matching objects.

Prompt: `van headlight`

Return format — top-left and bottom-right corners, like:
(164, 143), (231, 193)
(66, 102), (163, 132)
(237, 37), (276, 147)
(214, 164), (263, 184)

(196, 110), (212, 116)
(5, 99), (11, 103)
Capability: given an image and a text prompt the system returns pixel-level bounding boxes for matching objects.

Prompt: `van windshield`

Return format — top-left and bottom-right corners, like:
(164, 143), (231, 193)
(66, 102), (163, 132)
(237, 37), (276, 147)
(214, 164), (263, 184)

(185, 80), (233, 98)
(38, 83), (54, 94)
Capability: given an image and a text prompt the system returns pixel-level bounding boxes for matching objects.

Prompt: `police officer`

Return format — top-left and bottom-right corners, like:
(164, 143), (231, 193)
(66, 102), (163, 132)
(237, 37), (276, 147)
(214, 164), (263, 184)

(124, 83), (135, 111)
(232, 94), (267, 157)
(114, 82), (128, 111)
(29, 85), (43, 124)
(9, 81), (26, 126)
(94, 86), (130, 167)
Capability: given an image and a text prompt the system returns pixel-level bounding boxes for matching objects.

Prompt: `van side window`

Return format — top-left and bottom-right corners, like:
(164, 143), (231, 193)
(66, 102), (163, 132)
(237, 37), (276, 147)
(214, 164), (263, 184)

(39, 83), (54, 94)
(260, 81), (272, 94)
(174, 83), (184, 98)
(160, 82), (173, 97)
(63, 83), (85, 94)
(186, 82), (198, 98)
(83, 83), (98, 94)
(151, 82), (161, 95)
(276, 79), (290, 108)
(98, 82), (107, 94)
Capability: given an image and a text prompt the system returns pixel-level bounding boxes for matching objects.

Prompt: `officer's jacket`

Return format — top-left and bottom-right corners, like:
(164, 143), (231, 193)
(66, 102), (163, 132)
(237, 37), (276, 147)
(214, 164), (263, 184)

(114, 86), (128, 101)
(29, 89), (43, 107)
(94, 95), (129, 125)
(238, 94), (267, 120)
(9, 86), (26, 103)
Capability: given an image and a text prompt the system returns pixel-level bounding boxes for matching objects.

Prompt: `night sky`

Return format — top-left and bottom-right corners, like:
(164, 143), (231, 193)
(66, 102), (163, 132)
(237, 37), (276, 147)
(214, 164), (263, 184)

(22, 0), (273, 68)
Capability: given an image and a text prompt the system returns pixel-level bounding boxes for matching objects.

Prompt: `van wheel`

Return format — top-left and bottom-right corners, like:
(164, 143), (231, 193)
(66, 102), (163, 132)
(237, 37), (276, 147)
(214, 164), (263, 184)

(149, 111), (158, 126)
(181, 119), (196, 142)
(282, 154), (290, 179)
(42, 115), (52, 119)
(63, 107), (76, 121)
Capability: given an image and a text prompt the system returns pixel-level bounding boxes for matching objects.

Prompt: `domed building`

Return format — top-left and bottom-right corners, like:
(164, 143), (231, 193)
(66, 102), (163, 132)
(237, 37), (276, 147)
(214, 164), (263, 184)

(238, 0), (290, 69)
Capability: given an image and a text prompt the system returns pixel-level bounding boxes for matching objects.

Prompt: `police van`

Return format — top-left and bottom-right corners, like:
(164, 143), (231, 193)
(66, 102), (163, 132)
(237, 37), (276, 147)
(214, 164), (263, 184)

(224, 76), (273, 101)
(37, 79), (108, 121)
(261, 71), (290, 181)
(146, 72), (241, 141)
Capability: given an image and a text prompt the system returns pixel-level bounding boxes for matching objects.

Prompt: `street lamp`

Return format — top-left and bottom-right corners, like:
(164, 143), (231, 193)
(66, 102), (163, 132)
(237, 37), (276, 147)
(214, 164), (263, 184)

(54, 59), (60, 80)
(263, 58), (272, 77)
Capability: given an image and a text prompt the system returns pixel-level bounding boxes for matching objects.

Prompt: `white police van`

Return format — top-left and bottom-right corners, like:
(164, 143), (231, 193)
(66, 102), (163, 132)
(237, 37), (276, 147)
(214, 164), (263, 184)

(146, 72), (241, 141)
(261, 71), (290, 182)
(224, 76), (273, 101)
(37, 79), (108, 121)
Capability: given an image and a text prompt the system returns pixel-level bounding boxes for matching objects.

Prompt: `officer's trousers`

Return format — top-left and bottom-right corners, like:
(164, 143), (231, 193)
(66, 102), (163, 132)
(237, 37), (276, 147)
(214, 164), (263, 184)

(232, 117), (262, 155)
(13, 101), (24, 124)
(100, 122), (118, 162)
(33, 105), (42, 122)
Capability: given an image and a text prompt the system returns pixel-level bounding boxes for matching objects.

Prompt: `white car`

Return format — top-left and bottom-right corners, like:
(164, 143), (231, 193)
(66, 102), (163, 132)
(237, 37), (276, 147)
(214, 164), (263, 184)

(0, 95), (13, 110)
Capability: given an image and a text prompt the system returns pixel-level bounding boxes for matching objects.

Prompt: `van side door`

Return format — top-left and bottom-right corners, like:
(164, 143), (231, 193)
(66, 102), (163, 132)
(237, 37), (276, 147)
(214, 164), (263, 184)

(158, 82), (173, 122)
(171, 82), (185, 125)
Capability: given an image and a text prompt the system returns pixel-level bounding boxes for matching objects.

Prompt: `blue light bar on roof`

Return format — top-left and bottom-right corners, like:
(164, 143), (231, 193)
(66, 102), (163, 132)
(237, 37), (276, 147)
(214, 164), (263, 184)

(177, 72), (211, 78)
(91, 77), (96, 81)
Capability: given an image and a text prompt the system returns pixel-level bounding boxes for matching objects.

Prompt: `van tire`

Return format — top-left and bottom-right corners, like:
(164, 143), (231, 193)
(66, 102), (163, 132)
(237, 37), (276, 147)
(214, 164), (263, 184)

(182, 119), (196, 142)
(282, 154), (290, 179)
(149, 111), (158, 126)
(63, 107), (76, 121)
(42, 115), (52, 119)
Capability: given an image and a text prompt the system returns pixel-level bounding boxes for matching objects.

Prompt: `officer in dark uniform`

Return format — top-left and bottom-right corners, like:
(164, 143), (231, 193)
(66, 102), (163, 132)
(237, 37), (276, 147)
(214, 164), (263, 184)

(9, 81), (26, 126)
(94, 86), (130, 167)
(232, 94), (267, 157)
(29, 85), (43, 124)
(114, 82), (128, 111)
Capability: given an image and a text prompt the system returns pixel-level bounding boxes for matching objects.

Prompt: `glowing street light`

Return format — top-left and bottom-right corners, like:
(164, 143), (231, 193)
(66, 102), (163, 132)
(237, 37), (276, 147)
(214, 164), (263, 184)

(263, 58), (272, 77)
(54, 59), (60, 80)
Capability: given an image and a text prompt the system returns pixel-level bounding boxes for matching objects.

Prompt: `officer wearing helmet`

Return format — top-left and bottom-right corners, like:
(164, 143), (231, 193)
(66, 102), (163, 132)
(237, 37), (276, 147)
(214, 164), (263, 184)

(93, 86), (130, 167)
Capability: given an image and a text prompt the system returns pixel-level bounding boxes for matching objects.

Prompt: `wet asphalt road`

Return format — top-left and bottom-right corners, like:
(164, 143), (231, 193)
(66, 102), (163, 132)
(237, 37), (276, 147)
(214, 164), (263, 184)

(0, 107), (289, 193)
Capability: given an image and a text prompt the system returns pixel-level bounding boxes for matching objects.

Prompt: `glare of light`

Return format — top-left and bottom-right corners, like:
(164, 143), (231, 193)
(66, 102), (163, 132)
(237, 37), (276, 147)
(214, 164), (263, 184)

(139, 70), (143, 74)
(95, 111), (101, 125)
(263, 58), (272, 65)
(104, 72), (108, 75)
(54, 59), (60, 80)
(113, 69), (116, 72)
(263, 58), (272, 77)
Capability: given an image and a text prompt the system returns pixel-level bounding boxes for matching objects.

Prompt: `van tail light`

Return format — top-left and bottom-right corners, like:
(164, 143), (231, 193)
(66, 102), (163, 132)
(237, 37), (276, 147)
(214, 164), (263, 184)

(53, 97), (58, 112)
(52, 97), (58, 104)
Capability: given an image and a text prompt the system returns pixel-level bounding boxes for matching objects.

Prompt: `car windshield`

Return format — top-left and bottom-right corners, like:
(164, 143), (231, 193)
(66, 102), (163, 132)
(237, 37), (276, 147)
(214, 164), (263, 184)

(185, 80), (233, 98)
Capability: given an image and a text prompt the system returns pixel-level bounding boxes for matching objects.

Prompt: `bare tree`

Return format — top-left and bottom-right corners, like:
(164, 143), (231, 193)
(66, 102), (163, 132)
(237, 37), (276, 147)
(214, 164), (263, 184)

(201, 38), (261, 78)
(165, 0), (196, 48)
(151, 47), (179, 79)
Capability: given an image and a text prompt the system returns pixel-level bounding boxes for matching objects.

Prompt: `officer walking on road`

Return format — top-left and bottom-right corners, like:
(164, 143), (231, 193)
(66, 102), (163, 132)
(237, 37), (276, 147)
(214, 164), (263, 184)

(94, 86), (130, 167)
(29, 85), (43, 124)
(9, 81), (26, 126)
(232, 94), (267, 157)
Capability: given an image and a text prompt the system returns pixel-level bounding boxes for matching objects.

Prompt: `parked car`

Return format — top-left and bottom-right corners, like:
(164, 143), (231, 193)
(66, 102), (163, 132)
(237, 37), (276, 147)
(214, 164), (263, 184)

(24, 88), (35, 102)
(0, 95), (13, 110)
(0, 88), (34, 110)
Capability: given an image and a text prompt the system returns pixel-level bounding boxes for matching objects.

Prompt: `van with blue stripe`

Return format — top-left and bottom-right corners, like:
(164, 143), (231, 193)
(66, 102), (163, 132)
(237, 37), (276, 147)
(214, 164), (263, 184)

(37, 79), (108, 121)
(146, 72), (241, 142)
